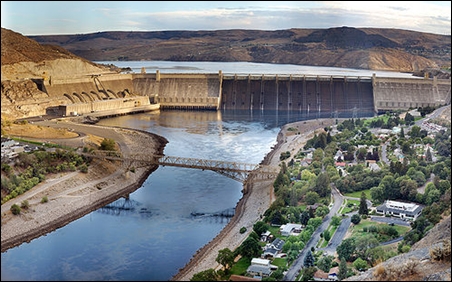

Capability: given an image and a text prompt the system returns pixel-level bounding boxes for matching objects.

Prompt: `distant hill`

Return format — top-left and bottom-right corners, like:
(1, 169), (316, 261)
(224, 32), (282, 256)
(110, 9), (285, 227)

(1, 28), (117, 81)
(27, 26), (451, 72)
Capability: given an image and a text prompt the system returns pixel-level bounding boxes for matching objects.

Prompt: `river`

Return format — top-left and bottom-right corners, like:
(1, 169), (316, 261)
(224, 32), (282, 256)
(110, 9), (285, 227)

(1, 61), (414, 281)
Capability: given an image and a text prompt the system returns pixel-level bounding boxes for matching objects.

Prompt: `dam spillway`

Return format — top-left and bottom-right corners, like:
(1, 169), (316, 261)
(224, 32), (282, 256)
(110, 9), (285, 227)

(219, 74), (374, 116)
(131, 71), (450, 116)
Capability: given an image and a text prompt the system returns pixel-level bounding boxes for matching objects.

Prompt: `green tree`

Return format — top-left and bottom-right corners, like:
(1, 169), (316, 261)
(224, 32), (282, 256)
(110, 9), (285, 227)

(20, 200), (30, 209)
(216, 248), (234, 272)
(253, 221), (268, 237)
(301, 266), (317, 281)
(317, 255), (332, 272)
(353, 257), (368, 271)
(303, 250), (315, 267)
(425, 147), (433, 162)
(331, 215), (342, 226)
(237, 236), (261, 258)
(351, 214), (361, 225)
(99, 138), (116, 151)
(323, 230), (331, 242)
(354, 235), (379, 259)
(300, 210), (310, 226)
(314, 172), (330, 198)
(358, 192), (368, 215)
(404, 112), (414, 125)
(337, 238), (355, 261)
(370, 186), (384, 204)
(305, 191), (320, 205)
(338, 257), (348, 280)
(190, 268), (219, 281)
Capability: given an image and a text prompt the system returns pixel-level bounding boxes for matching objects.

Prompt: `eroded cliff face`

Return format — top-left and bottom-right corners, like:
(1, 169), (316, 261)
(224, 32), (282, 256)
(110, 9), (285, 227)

(1, 28), (117, 119)
(1, 58), (114, 81)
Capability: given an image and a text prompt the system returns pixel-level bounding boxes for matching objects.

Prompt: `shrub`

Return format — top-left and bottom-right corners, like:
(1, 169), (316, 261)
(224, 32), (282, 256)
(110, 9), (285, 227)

(79, 164), (88, 173)
(41, 196), (48, 203)
(239, 227), (247, 234)
(10, 204), (21, 215)
(373, 259), (419, 281)
(20, 200), (30, 209)
(430, 239), (451, 261)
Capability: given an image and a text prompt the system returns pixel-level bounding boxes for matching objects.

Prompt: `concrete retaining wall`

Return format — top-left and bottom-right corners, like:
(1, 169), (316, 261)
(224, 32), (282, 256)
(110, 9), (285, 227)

(58, 96), (150, 116)
(372, 75), (451, 112)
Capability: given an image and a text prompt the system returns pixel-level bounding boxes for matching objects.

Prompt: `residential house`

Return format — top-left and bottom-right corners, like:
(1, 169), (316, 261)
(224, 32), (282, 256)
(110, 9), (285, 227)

(260, 230), (272, 242)
(334, 150), (344, 161)
(246, 258), (273, 279)
(279, 223), (302, 236)
(376, 200), (424, 221)
(262, 238), (285, 258)
(328, 266), (339, 280)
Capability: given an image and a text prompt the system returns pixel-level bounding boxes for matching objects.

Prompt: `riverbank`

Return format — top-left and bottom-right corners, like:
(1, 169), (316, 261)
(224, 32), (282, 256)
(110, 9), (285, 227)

(0, 116), (336, 279)
(171, 118), (336, 281)
(1, 122), (168, 253)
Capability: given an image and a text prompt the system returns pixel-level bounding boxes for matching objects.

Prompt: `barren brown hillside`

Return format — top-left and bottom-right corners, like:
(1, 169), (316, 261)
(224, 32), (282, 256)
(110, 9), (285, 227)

(26, 26), (451, 72)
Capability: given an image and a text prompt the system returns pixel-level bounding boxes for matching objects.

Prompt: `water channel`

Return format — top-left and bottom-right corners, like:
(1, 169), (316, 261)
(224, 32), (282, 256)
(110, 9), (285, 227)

(1, 62), (414, 281)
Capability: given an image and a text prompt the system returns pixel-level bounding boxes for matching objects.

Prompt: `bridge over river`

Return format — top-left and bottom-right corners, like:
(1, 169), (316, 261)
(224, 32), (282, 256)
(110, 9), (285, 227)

(82, 150), (281, 184)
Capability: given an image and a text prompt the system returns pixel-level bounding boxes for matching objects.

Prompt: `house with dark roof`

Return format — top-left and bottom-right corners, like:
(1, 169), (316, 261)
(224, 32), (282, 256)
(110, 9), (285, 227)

(262, 238), (285, 258)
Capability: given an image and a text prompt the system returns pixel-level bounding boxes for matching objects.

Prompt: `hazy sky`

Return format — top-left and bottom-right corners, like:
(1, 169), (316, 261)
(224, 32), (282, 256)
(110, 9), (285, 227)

(1, 1), (451, 36)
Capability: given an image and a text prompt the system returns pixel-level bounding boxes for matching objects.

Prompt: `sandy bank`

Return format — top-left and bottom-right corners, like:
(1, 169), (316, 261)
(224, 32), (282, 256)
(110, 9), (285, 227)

(1, 124), (168, 253)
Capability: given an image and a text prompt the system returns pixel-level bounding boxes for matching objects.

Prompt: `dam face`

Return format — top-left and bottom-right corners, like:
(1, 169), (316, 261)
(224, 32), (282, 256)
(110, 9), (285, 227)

(220, 75), (375, 116)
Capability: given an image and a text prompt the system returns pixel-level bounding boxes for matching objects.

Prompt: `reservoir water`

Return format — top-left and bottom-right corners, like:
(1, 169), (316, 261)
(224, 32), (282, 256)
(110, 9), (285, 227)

(1, 61), (413, 281)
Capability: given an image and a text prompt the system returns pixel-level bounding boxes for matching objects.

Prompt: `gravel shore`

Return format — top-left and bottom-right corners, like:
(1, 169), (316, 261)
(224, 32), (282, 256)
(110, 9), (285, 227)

(171, 118), (336, 281)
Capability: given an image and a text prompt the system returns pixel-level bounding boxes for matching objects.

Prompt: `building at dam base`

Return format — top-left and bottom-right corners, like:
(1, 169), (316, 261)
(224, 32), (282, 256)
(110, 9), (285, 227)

(29, 70), (451, 119)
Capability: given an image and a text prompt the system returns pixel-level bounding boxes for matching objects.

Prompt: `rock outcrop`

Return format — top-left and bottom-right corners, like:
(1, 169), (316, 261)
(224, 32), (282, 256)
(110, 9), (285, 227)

(345, 215), (451, 281)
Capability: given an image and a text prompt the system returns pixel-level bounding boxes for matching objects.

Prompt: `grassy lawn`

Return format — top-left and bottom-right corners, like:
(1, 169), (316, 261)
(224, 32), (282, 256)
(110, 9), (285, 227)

(344, 189), (372, 200)
(363, 115), (390, 127)
(272, 257), (287, 268)
(339, 199), (359, 214)
(229, 256), (250, 276)
(349, 218), (411, 242)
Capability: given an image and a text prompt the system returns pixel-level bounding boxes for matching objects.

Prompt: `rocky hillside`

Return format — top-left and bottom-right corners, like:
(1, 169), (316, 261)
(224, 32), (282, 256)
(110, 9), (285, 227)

(1, 28), (117, 81)
(1, 28), (119, 119)
(345, 215), (451, 281)
(27, 26), (451, 73)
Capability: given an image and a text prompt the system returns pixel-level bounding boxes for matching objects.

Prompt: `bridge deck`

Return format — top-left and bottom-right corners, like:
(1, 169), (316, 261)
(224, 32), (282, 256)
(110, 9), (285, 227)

(82, 150), (280, 183)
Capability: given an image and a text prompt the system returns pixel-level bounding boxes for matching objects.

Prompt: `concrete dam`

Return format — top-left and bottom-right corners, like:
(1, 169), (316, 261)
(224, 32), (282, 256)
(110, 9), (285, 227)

(133, 71), (450, 115)
(35, 70), (450, 118)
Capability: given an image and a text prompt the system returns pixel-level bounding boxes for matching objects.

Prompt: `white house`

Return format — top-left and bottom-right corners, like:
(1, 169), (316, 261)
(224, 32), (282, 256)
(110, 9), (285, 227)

(376, 200), (424, 221)
(279, 223), (302, 236)
(247, 258), (273, 278)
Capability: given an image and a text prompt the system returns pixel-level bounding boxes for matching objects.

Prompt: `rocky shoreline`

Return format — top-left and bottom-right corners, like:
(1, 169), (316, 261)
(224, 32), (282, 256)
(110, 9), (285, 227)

(171, 118), (336, 281)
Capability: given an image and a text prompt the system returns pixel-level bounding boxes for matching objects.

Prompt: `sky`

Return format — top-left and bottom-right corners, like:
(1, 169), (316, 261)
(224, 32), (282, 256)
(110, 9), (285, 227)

(1, 1), (451, 36)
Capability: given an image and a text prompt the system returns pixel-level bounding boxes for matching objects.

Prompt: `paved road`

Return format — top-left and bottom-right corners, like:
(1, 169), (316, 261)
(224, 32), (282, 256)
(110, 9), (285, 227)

(283, 186), (344, 281)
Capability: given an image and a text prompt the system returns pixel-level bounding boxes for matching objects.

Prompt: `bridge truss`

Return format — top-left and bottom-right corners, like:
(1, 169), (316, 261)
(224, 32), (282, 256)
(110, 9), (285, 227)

(83, 150), (280, 183)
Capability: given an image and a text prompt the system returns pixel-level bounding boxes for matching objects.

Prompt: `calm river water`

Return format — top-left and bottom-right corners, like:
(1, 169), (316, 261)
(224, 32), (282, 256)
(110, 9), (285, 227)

(1, 61), (413, 281)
